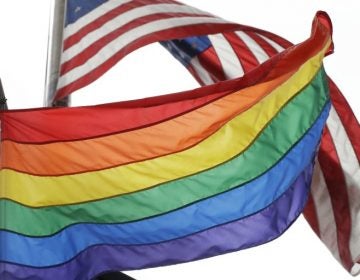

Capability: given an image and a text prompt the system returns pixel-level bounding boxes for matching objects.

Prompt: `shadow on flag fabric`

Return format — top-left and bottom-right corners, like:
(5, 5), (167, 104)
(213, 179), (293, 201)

(0, 0), (359, 279)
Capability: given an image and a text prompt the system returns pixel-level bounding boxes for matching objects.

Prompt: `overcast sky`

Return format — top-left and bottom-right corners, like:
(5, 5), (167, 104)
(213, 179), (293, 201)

(0, 1), (359, 279)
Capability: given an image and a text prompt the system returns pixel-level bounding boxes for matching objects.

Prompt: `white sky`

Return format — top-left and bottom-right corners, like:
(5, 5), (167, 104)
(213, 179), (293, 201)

(0, 1), (359, 279)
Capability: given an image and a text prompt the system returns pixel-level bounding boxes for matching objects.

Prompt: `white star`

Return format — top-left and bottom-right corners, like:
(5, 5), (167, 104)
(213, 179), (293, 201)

(75, 6), (82, 13)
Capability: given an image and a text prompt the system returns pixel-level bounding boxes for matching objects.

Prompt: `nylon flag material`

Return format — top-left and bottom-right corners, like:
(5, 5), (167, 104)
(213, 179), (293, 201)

(0, 5), (336, 280)
(49, 0), (360, 275)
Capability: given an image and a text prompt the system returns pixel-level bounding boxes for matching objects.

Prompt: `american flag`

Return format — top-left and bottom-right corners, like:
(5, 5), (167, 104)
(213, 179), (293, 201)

(51, 0), (360, 275)
(56, 0), (239, 100)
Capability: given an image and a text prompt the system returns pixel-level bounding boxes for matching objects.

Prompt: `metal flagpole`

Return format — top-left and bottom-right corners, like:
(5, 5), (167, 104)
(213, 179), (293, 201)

(44, 0), (69, 107)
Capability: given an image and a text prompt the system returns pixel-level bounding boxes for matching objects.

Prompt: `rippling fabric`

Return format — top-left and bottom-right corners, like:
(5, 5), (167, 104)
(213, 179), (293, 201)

(0, 4), (334, 279)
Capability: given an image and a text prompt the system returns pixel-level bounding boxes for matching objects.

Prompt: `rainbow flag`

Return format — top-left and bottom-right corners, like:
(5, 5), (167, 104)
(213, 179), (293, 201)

(0, 12), (332, 279)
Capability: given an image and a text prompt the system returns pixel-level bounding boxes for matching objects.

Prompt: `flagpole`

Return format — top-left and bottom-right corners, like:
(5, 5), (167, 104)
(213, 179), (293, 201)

(44, 0), (69, 107)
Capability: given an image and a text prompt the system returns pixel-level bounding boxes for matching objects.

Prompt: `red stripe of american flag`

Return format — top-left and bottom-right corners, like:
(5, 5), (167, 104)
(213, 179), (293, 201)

(302, 190), (321, 237)
(198, 47), (226, 82)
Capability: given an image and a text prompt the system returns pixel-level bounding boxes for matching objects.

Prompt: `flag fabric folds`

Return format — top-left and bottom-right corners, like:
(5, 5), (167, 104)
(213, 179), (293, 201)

(159, 11), (360, 275)
(0, 0), (359, 279)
